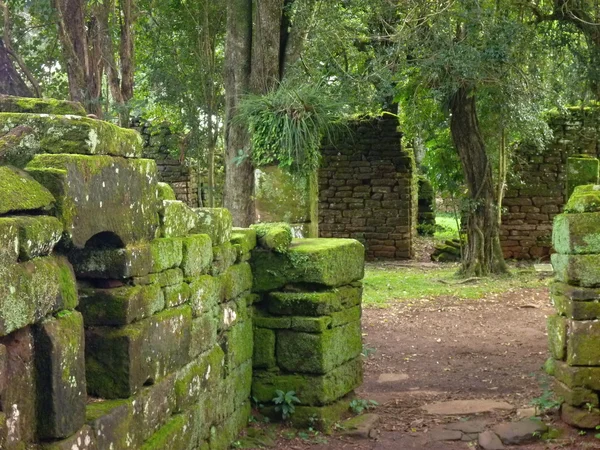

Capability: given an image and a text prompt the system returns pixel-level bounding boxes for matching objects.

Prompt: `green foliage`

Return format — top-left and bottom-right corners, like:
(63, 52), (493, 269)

(349, 398), (378, 415)
(237, 81), (346, 175)
(529, 376), (562, 413)
(272, 390), (301, 420)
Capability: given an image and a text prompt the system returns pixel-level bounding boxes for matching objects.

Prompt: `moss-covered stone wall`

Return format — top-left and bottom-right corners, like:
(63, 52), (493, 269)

(0, 97), (365, 449)
(319, 115), (416, 259)
(502, 108), (600, 260)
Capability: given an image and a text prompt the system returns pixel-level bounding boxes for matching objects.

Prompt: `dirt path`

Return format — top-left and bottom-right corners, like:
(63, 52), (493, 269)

(267, 286), (600, 449)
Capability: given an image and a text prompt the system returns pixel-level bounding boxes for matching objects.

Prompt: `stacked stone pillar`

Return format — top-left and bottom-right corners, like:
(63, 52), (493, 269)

(250, 224), (365, 429)
(549, 185), (600, 428)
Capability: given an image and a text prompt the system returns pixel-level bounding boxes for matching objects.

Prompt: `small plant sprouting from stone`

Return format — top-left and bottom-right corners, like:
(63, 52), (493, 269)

(273, 390), (300, 420)
(350, 398), (379, 415)
(529, 377), (562, 413)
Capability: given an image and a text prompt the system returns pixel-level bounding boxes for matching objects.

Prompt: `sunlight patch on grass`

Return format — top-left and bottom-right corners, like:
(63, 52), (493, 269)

(434, 213), (460, 241)
(362, 263), (549, 306)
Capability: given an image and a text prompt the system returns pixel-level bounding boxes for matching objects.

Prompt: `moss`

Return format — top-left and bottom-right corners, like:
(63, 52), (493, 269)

(251, 222), (293, 253)
(260, 396), (352, 431)
(221, 262), (253, 301)
(290, 316), (332, 332)
(253, 327), (276, 369)
(553, 359), (600, 390)
(211, 242), (237, 276)
(191, 208), (233, 245)
(222, 320), (254, 371)
(554, 380), (598, 407)
(0, 218), (19, 265)
(85, 398), (130, 422)
(567, 320), (600, 366)
(157, 182), (176, 201)
(181, 234), (212, 279)
(553, 212), (600, 254)
(189, 309), (219, 360)
(163, 283), (191, 308)
(547, 315), (567, 360)
(159, 200), (197, 238)
(231, 227), (258, 255)
(266, 285), (361, 316)
(565, 185), (600, 213)
(188, 275), (222, 317)
(156, 268), (184, 287)
(149, 237), (183, 273)
(561, 403), (600, 429)
(1, 96), (86, 115)
(140, 412), (194, 450)
(0, 112), (142, 166)
(0, 165), (55, 215)
(251, 238), (365, 292)
(567, 157), (599, 199)
(208, 402), (252, 450)
(219, 297), (249, 331)
(253, 310), (291, 329)
(551, 253), (600, 287)
(252, 358), (362, 406)
(276, 321), (362, 374)
(70, 244), (154, 279)
(0, 215), (63, 261)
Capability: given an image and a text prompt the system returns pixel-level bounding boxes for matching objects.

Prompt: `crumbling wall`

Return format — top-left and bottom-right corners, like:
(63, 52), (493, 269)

(0, 96), (365, 449)
(319, 115), (417, 259)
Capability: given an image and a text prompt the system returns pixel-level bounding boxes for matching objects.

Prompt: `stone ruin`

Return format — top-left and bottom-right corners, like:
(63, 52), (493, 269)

(547, 184), (600, 428)
(0, 96), (365, 449)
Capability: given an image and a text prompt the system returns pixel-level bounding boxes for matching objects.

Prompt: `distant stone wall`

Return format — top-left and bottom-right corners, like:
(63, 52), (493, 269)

(132, 118), (200, 207)
(502, 108), (600, 260)
(318, 115), (417, 260)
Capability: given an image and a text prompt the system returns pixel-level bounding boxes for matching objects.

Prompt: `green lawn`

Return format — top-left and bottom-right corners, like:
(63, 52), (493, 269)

(434, 212), (460, 241)
(362, 264), (548, 306)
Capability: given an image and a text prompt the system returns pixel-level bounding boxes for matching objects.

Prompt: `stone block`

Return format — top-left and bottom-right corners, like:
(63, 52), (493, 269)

(553, 212), (600, 254)
(70, 244), (153, 279)
(253, 328), (276, 369)
(132, 374), (177, 442)
(553, 359), (600, 390)
(0, 256), (77, 337)
(35, 312), (86, 439)
(552, 253), (600, 287)
(260, 396), (351, 431)
(208, 402), (251, 450)
(150, 238), (183, 272)
(221, 320), (253, 371)
(157, 182), (176, 201)
(554, 380), (598, 407)
(561, 403), (600, 429)
(189, 309), (219, 359)
(159, 200), (197, 238)
(140, 411), (195, 450)
(211, 242), (237, 276)
(547, 314), (567, 360)
(567, 156), (599, 199)
(189, 275), (222, 317)
(86, 399), (137, 450)
(219, 297), (249, 331)
(0, 95), (86, 115)
(164, 283), (191, 308)
(266, 284), (362, 316)
(27, 154), (159, 247)
(221, 262), (253, 301)
(191, 208), (232, 245)
(79, 283), (164, 325)
(39, 425), (97, 450)
(253, 357), (362, 406)
(251, 222), (293, 253)
(251, 238), (365, 292)
(0, 166), (55, 215)
(231, 228), (257, 256)
(0, 219), (19, 266)
(276, 321), (362, 374)
(290, 316), (332, 333)
(181, 234), (212, 279)
(567, 320), (600, 366)
(565, 185), (600, 214)
(85, 306), (192, 398)
(0, 215), (63, 261)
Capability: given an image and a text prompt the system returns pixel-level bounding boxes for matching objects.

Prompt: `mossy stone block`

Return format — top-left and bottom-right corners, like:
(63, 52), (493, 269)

(253, 357), (362, 406)
(156, 268), (184, 287)
(140, 411), (195, 450)
(554, 380), (598, 407)
(157, 182), (176, 201)
(0, 96), (86, 115)
(189, 275), (222, 317)
(35, 311), (86, 439)
(276, 321), (362, 375)
(5, 215), (63, 260)
(181, 234), (212, 279)
(164, 283), (192, 308)
(189, 309), (219, 359)
(330, 306), (362, 328)
(547, 314), (567, 360)
(159, 200), (197, 238)
(150, 238), (183, 273)
(211, 242), (237, 276)
(260, 396), (351, 431)
(221, 262), (253, 301)
(567, 157), (599, 199)
(253, 327), (276, 369)
(554, 360), (600, 390)
(231, 228), (257, 255)
(131, 374), (177, 443)
(27, 154), (160, 247)
(39, 425), (97, 450)
(266, 284), (362, 316)
(290, 316), (332, 332)
(252, 238), (365, 292)
(552, 293), (600, 320)
(86, 399), (136, 450)
(0, 165), (54, 215)
(191, 208), (232, 245)
(219, 298), (249, 331)
(70, 244), (153, 279)
(79, 283), (164, 326)
(565, 185), (600, 213)
(0, 256), (77, 337)
(0, 219), (19, 266)
(561, 403), (600, 429)
(85, 306), (192, 398)
(251, 222), (293, 253)
(174, 345), (224, 413)
(567, 320), (600, 366)
(0, 113), (142, 167)
(552, 253), (600, 287)
(208, 402), (251, 450)
(553, 212), (600, 254)
(253, 310), (291, 329)
(221, 320), (253, 371)
(552, 282), (600, 301)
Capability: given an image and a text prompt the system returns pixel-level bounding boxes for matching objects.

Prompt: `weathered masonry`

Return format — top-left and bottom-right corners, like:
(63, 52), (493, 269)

(319, 115), (417, 260)
(0, 96), (365, 449)
(502, 108), (600, 260)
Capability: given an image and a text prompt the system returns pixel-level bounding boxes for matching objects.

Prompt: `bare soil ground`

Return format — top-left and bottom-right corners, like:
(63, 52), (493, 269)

(264, 283), (600, 449)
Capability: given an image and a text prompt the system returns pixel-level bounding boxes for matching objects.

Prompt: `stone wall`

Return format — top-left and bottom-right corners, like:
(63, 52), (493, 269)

(502, 108), (600, 260)
(0, 96), (365, 449)
(133, 119), (200, 208)
(318, 115), (417, 259)
(547, 185), (600, 429)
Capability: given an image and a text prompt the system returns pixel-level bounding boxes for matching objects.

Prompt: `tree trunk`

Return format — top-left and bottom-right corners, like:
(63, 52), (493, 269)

(251, 0), (283, 93)
(449, 85), (508, 277)
(223, 0), (254, 227)
(119, 0), (135, 125)
(0, 38), (32, 97)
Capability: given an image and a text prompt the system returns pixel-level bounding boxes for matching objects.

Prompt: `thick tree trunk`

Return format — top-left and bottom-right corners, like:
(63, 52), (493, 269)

(0, 38), (32, 97)
(449, 85), (508, 277)
(119, 0), (135, 124)
(223, 0), (254, 227)
(251, 0), (283, 93)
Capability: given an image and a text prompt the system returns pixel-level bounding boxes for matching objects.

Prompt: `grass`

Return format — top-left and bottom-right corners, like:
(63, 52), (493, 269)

(434, 212), (460, 241)
(363, 263), (549, 306)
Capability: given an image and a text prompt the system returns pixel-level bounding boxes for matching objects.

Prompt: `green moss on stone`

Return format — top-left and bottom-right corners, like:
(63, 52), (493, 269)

(554, 380), (598, 407)
(211, 242), (237, 276)
(159, 200), (197, 238)
(553, 212), (600, 254)
(251, 222), (293, 253)
(253, 310), (291, 329)
(221, 320), (254, 371)
(260, 396), (352, 431)
(163, 283), (191, 308)
(1, 96), (86, 115)
(0, 165), (55, 215)
(189, 308), (219, 360)
(266, 284), (362, 316)
(70, 244), (153, 279)
(150, 238), (183, 273)
(561, 403), (600, 429)
(181, 234), (212, 279)
(140, 412), (194, 450)
(567, 157), (599, 199)
(565, 185), (600, 213)
(157, 182), (176, 201)
(567, 320), (600, 366)
(191, 208), (232, 245)
(290, 316), (332, 332)
(552, 253), (600, 287)
(547, 314), (567, 360)
(6, 215), (63, 260)
(189, 275), (222, 317)
(221, 262), (253, 301)
(231, 228), (258, 255)
(253, 327), (276, 369)
(554, 359), (600, 390)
